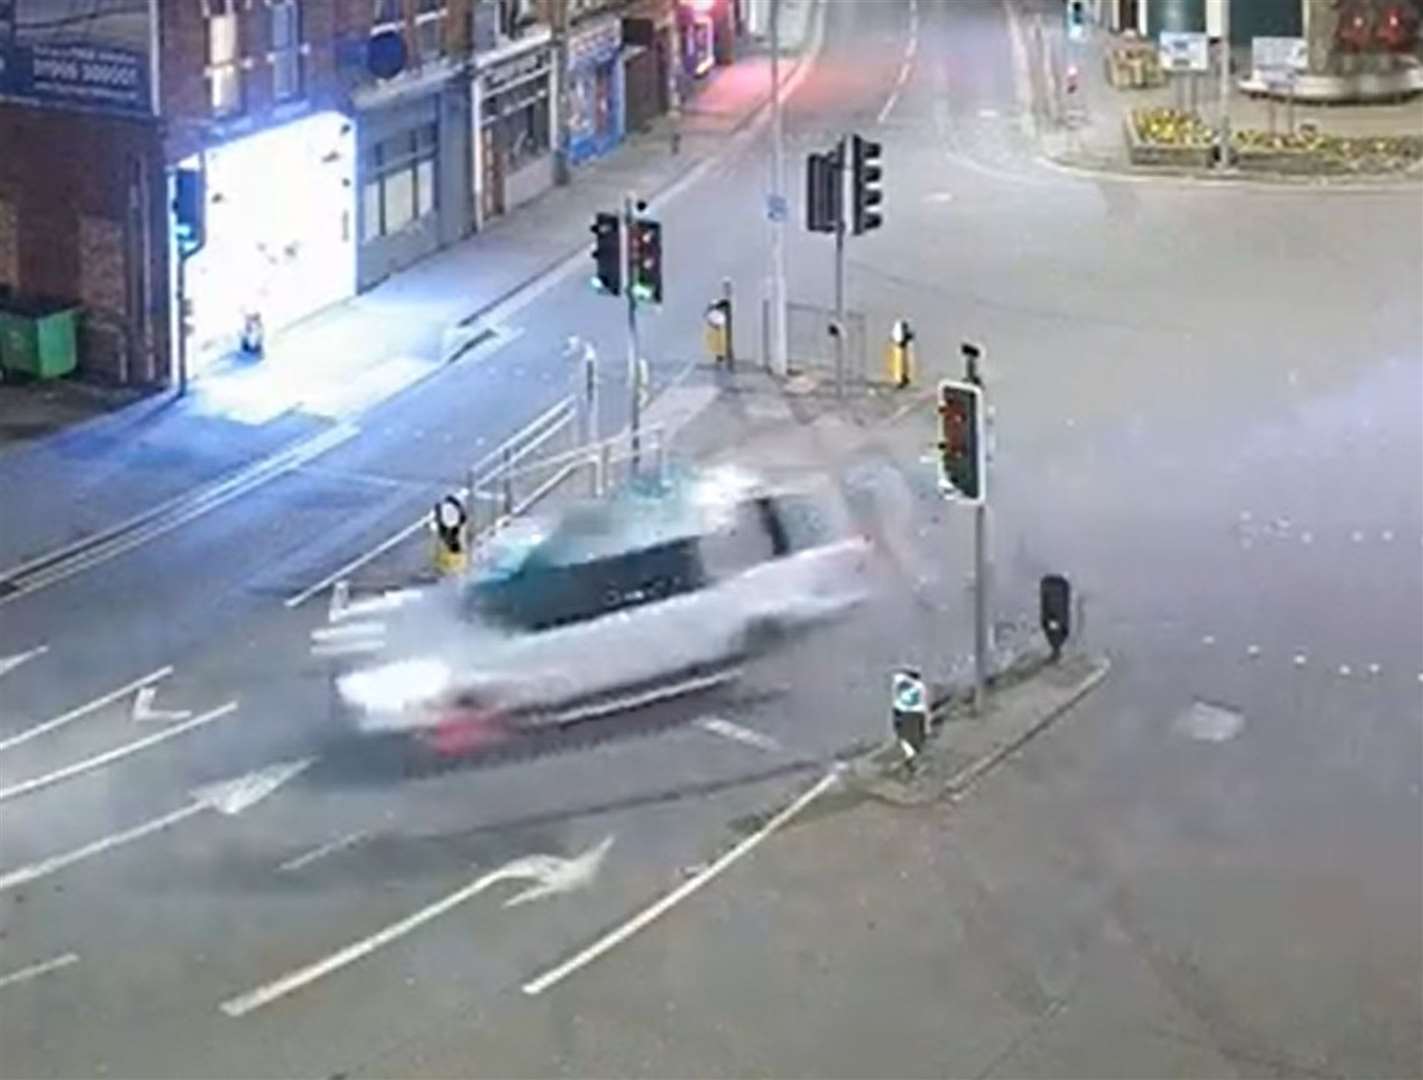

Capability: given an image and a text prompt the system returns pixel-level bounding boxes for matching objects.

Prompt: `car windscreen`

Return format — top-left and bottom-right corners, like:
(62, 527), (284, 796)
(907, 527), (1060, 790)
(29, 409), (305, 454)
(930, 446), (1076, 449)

(463, 536), (707, 632)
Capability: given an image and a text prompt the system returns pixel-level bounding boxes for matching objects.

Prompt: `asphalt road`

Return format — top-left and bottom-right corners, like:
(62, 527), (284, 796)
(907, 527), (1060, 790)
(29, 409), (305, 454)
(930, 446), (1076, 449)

(1, 1), (1420, 1077)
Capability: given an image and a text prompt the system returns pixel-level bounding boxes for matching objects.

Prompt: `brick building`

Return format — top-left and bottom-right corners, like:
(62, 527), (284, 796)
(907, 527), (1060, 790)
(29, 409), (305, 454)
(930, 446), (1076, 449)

(0, 0), (713, 388)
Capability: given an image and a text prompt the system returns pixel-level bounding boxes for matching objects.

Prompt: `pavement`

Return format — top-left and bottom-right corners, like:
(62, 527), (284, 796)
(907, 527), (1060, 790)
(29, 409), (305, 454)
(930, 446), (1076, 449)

(0, 0), (1420, 1077)
(0, 0), (817, 576)
(1010, 1), (1423, 179)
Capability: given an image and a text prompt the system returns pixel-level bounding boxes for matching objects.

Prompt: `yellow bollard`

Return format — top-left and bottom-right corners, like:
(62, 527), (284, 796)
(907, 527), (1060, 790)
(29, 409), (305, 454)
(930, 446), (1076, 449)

(704, 299), (731, 364)
(432, 495), (469, 577)
(888, 319), (915, 388)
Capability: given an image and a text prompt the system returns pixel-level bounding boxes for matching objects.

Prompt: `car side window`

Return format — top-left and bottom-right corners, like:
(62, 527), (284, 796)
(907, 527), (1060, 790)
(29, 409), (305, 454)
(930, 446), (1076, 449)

(699, 501), (779, 581)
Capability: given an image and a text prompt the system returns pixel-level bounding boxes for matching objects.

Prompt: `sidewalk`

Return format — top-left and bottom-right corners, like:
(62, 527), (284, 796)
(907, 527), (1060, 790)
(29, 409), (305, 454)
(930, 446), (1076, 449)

(0, 1), (818, 575)
(1014, 2), (1423, 179)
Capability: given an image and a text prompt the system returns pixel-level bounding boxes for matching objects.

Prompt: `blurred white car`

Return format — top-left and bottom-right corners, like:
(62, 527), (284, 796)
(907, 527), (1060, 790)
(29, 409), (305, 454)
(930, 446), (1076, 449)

(331, 467), (871, 748)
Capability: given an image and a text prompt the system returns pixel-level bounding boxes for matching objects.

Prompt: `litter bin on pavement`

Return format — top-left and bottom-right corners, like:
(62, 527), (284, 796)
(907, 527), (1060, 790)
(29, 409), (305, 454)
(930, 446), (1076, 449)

(0, 297), (80, 379)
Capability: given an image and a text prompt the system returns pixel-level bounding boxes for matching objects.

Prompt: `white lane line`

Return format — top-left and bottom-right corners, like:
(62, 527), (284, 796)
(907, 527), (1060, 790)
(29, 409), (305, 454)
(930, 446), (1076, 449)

(0, 758), (309, 894)
(220, 867), (495, 1017)
(695, 716), (783, 753)
(0, 422), (358, 606)
(278, 830), (369, 873)
(0, 701), (238, 804)
(877, 90), (901, 126)
(0, 804), (205, 893)
(522, 766), (845, 996)
(0, 644), (49, 679)
(0, 666), (173, 754)
(0, 952), (79, 992)
(131, 684), (192, 724)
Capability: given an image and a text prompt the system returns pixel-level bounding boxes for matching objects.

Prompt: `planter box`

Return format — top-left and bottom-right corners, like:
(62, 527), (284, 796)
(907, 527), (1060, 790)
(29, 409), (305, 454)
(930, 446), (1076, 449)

(1123, 117), (1214, 168)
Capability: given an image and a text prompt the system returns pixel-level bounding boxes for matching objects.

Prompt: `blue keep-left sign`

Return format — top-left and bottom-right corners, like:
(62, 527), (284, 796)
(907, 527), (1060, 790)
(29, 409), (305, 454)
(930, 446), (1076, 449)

(892, 671), (926, 714)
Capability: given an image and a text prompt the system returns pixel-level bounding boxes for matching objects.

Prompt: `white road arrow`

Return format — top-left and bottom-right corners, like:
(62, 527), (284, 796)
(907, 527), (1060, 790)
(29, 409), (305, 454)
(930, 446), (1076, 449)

(469, 836), (615, 908)
(131, 683), (192, 724)
(0, 645), (48, 680)
(0, 757), (312, 894)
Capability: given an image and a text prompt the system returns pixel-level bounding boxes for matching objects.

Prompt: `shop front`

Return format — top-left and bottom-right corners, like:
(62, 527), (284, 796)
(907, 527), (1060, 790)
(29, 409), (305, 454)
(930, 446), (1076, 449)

(182, 110), (355, 371)
(565, 16), (625, 166)
(679, 1), (716, 79)
(354, 68), (471, 290)
(473, 32), (557, 227)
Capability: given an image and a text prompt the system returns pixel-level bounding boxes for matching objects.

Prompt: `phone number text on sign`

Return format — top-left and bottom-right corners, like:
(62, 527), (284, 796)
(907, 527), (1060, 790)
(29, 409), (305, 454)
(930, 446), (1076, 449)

(29, 44), (145, 106)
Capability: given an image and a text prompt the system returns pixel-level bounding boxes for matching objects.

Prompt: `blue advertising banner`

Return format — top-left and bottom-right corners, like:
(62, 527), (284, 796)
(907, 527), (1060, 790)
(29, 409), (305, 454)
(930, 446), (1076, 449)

(0, 2), (151, 115)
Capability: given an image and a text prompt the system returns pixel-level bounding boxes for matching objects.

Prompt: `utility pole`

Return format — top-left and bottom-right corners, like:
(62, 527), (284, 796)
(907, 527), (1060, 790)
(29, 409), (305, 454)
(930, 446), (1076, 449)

(832, 136), (846, 399)
(961, 344), (989, 714)
(1216, 0), (1231, 168)
(623, 193), (641, 473)
(768, 0), (789, 377)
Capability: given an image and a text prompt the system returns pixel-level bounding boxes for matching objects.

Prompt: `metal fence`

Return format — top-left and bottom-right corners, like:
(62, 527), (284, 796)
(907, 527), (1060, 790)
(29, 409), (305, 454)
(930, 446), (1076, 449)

(463, 394), (672, 550)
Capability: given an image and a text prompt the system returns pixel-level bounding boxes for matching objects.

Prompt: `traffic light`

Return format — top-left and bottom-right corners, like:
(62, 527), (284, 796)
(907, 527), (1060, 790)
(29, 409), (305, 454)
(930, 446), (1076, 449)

(805, 148), (841, 233)
(173, 166), (205, 256)
(590, 211), (621, 295)
(628, 219), (663, 304)
(1067, 0), (1086, 41)
(851, 134), (883, 235)
(936, 379), (984, 503)
(1039, 574), (1071, 660)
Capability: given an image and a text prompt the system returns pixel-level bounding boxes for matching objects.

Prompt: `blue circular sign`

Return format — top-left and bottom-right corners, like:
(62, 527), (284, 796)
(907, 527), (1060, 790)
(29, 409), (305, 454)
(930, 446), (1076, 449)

(368, 30), (407, 81)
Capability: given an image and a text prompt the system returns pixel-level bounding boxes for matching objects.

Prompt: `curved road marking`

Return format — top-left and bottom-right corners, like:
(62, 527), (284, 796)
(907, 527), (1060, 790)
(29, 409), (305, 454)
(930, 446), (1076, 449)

(521, 765), (844, 996)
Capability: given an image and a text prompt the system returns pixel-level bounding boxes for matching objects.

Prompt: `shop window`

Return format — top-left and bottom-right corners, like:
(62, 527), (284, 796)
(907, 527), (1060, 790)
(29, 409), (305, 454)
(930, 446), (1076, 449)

(362, 125), (440, 241)
(207, 2), (242, 116)
(270, 0), (302, 101)
(498, 83), (551, 172)
(415, 0), (446, 60)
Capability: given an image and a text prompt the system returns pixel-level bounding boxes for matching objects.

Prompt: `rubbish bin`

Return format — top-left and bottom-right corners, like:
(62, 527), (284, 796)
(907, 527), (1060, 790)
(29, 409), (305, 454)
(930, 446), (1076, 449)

(0, 297), (79, 379)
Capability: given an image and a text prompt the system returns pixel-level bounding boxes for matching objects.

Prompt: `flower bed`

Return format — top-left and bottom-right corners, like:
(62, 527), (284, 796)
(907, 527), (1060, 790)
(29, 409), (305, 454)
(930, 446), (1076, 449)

(1232, 130), (1423, 175)
(1125, 107), (1215, 168)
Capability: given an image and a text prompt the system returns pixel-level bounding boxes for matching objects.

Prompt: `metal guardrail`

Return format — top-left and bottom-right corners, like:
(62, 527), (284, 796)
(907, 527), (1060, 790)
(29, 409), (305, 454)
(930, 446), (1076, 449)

(463, 393), (671, 549)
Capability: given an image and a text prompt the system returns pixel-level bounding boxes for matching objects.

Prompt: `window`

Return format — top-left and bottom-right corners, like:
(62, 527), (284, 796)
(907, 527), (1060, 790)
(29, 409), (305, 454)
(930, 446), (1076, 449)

(270, 0), (301, 101)
(415, 0), (447, 61)
(207, 3), (242, 116)
(361, 124), (440, 241)
(372, 0), (402, 30)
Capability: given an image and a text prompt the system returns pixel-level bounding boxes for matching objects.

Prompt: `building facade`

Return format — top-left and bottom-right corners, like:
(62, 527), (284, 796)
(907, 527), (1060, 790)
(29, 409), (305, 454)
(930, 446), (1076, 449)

(0, 0), (692, 387)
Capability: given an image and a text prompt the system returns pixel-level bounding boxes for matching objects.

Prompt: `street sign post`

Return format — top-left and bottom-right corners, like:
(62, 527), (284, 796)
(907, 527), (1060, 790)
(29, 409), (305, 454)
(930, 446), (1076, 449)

(1252, 36), (1307, 135)
(1159, 31), (1209, 111)
(890, 668), (929, 764)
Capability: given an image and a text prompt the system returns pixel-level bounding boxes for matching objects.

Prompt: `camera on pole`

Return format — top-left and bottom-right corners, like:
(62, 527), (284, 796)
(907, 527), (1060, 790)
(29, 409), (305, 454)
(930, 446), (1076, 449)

(1040, 574), (1072, 661)
(891, 667), (929, 764)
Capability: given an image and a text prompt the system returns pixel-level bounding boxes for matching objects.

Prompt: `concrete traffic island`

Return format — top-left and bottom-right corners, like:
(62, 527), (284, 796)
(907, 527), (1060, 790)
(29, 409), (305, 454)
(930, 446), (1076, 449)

(847, 650), (1112, 808)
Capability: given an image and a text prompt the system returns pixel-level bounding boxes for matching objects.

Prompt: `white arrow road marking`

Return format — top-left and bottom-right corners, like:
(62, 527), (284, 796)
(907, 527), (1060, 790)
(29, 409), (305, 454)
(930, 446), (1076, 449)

(0, 758), (309, 894)
(522, 767), (844, 996)
(694, 717), (783, 754)
(131, 684), (192, 725)
(468, 836), (615, 909)
(0, 952), (79, 992)
(0, 701), (239, 804)
(222, 835), (613, 1018)
(0, 645), (49, 680)
(0, 667), (173, 754)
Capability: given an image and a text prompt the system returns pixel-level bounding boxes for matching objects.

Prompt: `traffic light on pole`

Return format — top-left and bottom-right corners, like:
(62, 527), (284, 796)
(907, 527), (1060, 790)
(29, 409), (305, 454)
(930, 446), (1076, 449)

(805, 149), (841, 233)
(590, 211), (621, 295)
(936, 379), (984, 503)
(629, 219), (663, 304)
(851, 134), (883, 235)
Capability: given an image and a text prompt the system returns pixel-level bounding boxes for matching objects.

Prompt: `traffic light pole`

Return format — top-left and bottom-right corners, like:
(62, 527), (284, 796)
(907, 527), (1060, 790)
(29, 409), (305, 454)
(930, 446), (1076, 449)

(833, 137), (847, 399)
(965, 345), (989, 714)
(623, 193), (642, 474)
